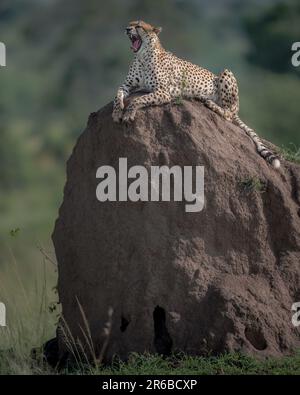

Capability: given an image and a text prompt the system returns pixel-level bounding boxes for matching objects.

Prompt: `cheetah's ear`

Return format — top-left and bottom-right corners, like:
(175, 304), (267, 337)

(153, 26), (162, 35)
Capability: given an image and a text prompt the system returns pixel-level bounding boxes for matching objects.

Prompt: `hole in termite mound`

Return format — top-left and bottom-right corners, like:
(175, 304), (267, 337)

(120, 316), (130, 332)
(245, 326), (267, 351)
(153, 305), (173, 356)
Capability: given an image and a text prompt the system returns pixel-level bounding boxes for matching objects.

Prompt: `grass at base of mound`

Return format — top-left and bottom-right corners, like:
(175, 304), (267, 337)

(79, 352), (300, 375)
(1, 350), (300, 375)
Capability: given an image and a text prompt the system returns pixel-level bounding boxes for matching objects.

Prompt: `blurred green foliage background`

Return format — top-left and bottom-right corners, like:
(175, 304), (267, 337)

(0, 0), (299, 345)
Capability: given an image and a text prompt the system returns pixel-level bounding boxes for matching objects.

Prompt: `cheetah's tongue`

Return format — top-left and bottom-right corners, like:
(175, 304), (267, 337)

(132, 37), (141, 52)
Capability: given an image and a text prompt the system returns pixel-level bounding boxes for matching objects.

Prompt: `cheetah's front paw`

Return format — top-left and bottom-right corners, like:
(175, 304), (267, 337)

(112, 102), (123, 123)
(122, 105), (137, 123)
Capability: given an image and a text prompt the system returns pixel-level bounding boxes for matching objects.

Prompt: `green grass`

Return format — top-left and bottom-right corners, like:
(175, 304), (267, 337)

(1, 349), (300, 375)
(0, 238), (59, 375)
(239, 176), (267, 194)
(96, 352), (300, 375)
(280, 144), (300, 164)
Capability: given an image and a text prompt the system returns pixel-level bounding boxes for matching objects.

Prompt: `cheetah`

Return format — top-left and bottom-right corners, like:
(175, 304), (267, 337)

(112, 20), (280, 169)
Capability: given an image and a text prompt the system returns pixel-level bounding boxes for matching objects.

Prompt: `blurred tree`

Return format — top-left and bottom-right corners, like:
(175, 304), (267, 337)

(0, 124), (30, 188)
(243, 0), (300, 75)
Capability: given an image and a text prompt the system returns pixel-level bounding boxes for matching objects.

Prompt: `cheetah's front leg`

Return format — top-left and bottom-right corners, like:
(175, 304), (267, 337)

(112, 88), (129, 123)
(122, 89), (171, 122)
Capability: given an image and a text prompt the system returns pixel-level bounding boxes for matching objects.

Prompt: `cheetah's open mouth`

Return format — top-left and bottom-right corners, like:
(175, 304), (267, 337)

(129, 33), (142, 53)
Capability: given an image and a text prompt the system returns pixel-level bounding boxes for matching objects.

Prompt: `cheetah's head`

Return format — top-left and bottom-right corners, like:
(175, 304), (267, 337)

(126, 21), (162, 54)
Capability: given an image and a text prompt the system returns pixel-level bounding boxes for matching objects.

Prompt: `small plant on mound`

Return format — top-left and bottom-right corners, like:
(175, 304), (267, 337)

(239, 176), (267, 194)
(174, 96), (183, 105)
(174, 70), (188, 106)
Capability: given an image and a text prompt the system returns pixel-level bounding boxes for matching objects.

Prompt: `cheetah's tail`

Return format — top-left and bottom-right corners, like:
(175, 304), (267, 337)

(232, 115), (280, 169)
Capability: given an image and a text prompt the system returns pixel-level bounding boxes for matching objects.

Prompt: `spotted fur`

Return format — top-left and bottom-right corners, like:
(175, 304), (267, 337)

(113, 20), (280, 169)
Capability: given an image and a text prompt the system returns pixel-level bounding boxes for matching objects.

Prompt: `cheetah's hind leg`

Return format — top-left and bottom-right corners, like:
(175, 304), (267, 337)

(205, 69), (280, 169)
(218, 68), (239, 118)
(218, 70), (280, 169)
(201, 69), (238, 121)
(202, 98), (233, 121)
